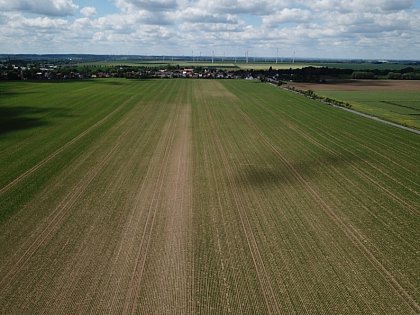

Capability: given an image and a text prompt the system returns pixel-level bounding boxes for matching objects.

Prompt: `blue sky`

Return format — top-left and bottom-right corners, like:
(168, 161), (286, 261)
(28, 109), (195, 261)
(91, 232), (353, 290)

(0, 0), (419, 59)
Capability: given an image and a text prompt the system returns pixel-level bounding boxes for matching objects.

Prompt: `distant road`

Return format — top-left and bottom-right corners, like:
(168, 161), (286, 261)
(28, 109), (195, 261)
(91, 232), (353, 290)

(333, 105), (420, 135)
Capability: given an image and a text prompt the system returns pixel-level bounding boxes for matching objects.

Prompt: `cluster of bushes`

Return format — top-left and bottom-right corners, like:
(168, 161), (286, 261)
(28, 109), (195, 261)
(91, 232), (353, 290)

(387, 72), (420, 80)
(286, 87), (352, 109)
(352, 71), (376, 79)
(324, 97), (352, 108)
(352, 67), (420, 80)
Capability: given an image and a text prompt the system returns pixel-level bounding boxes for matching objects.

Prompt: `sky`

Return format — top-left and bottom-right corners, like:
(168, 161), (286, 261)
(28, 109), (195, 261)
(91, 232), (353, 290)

(0, 0), (419, 60)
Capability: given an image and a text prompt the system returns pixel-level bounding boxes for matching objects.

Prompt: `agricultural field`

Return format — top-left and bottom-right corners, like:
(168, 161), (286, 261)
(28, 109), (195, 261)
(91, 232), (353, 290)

(288, 80), (420, 129)
(315, 62), (420, 71)
(0, 79), (419, 314)
(236, 62), (315, 70)
(77, 59), (315, 70)
(76, 59), (419, 71)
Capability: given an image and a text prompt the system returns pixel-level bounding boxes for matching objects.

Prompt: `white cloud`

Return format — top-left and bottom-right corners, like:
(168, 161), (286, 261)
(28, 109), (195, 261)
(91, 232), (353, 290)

(80, 6), (97, 17)
(0, 0), (78, 16)
(307, 0), (415, 13)
(0, 0), (419, 59)
(116, 0), (178, 12)
(180, 8), (240, 24)
(262, 8), (312, 27)
(195, 0), (272, 15)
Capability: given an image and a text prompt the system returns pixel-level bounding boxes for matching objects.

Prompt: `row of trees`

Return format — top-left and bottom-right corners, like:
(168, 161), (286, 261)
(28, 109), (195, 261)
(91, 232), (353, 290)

(287, 86), (352, 109)
(352, 67), (420, 79)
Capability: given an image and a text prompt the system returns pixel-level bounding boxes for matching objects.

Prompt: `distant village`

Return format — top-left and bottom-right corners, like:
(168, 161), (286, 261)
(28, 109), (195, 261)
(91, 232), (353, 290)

(0, 62), (280, 82)
(1, 61), (419, 82)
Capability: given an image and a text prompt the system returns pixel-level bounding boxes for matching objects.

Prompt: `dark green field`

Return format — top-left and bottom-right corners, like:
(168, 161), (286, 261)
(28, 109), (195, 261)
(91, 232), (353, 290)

(0, 79), (419, 314)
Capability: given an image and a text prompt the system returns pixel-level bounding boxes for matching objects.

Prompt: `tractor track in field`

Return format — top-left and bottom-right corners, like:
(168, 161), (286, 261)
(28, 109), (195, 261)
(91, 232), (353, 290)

(264, 86), (419, 167)
(158, 103), (193, 313)
(0, 91), (105, 158)
(203, 92), (282, 314)
(277, 83), (420, 135)
(1, 79), (418, 314)
(121, 108), (179, 314)
(291, 125), (420, 229)
(302, 127), (420, 214)
(281, 121), (419, 276)
(0, 108), (135, 293)
(121, 101), (193, 314)
(239, 89), (420, 231)
(341, 130), (420, 186)
(232, 138), (324, 313)
(201, 110), (238, 314)
(250, 90), (420, 200)
(234, 104), (420, 314)
(45, 101), (162, 315)
(0, 96), (133, 197)
(254, 109), (420, 236)
(89, 86), (179, 314)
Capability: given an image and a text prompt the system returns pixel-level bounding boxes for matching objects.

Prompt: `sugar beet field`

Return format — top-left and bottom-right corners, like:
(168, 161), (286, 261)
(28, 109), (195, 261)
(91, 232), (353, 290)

(0, 79), (419, 314)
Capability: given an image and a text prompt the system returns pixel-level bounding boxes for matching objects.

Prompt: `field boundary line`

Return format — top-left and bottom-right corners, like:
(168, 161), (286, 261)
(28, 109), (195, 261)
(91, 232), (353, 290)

(0, 96), (133, 196)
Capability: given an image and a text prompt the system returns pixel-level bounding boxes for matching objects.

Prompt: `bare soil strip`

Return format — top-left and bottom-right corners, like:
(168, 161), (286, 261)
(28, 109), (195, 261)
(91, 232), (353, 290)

(98, 100), (193, 314)
(126, 103), (193, 314)
(148, 104), (193, 313)
(121, 108), (180, 314)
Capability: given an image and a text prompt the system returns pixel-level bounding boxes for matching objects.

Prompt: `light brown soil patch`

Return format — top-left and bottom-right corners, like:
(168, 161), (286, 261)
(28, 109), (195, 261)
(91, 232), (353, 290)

(199, 80), (239, 99)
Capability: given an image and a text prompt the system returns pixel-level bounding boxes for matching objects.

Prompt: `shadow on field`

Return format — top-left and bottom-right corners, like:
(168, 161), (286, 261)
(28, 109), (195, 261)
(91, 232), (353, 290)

(125, 79), (153, 82)
(236, 165), (288, 187)
(0, 91), (39, 97)
(235, 154), (359, 188)
(15, 80), (89, 84)
(90, 80), (126, 85)
(0, 106), (70, 136)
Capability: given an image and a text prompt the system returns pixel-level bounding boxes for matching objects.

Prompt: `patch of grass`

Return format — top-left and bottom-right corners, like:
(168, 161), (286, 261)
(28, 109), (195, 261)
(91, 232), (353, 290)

(316, 90), (420, 128)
